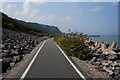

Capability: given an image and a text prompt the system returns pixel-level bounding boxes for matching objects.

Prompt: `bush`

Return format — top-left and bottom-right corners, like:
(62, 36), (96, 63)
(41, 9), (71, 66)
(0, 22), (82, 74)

(54, 33), (91, 60)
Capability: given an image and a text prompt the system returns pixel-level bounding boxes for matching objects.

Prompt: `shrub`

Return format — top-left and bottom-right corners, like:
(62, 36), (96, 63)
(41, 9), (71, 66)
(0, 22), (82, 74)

(54, 33), (91, 60)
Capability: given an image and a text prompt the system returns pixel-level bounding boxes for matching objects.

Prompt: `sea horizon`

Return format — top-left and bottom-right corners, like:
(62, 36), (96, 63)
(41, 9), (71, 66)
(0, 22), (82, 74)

(89, 35), (119, 47)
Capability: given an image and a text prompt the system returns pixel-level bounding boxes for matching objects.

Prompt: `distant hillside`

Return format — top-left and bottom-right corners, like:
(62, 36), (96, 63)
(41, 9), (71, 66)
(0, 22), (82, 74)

(2, 12), (62, 35)
(18, 20), (62, 34)
(2, 12), (46, 34)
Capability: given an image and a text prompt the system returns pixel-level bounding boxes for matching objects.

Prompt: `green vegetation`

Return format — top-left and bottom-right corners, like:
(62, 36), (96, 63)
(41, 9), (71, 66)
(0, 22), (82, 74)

(2, 13), (45, 35)
(1, 12), (61, 37)
(18, 19), (62, 34)
(54, 33), (92, 60)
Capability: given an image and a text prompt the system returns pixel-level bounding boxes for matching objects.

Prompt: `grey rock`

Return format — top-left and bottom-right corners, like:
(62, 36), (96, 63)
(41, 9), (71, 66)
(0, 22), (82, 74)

(102, 63), (110, 67)
(108, 61), (113, 64)
(10, 50), (19, 55)
(115, 67), (120, 70)
(114, 69), (120, 75)
(2, 57), (11, 73)
(12, 56), (21, 63)
(96, 49), (102, 54)
(92, 53), (101, 58)
(111, 67), (115, 71)
(91, 57), (97, 62)
(10, 62), (15, 68)
(111, 41), (117, 49)
(95, 41), (98, 47)
(101, 43), (107, 51)
(95, 62), (101, 66)
(111, 62), (119, 67)
(13, 45), (20, 49)
(2, 29), (48, 73)
(101, 55), (107, 60)
(117, 74), (120, 78)
(104, 68), (114, 76)
(107, 54), (119, 61)
(96, 44), (101, 49)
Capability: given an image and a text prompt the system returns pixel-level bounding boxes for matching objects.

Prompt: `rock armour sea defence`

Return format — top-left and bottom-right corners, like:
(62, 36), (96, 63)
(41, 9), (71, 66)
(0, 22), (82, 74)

(1, 29), (48, 73)
(85, 38), (120, 78)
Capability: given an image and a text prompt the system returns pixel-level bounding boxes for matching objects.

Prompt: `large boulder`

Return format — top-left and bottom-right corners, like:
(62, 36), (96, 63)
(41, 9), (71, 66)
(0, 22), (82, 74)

(96, 43), (101, 49)
(107, 54), (120, 61)
(91, 57), (97, 62)
(111, 41), (117, 49)
(92, 53), (101, 58)
(111, 61), (120, 67)
(100, 54), (107, 60)
(12, 55), (23, 63)
(9, 62), (15, 69)
(95, 41), (98, 47)
(13, 45), (20, 49)
(101, 43), (107, 52)
(10, 49), (19, 56)
(102, 62), (110, 67)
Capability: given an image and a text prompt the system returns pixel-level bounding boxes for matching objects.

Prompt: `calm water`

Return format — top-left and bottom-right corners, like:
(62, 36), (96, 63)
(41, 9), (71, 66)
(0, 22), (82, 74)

(89, 35), (120, 47)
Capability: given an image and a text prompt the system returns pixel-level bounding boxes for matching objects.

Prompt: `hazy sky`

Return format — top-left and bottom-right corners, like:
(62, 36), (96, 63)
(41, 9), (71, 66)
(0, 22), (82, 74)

(1, 2), (118, 35)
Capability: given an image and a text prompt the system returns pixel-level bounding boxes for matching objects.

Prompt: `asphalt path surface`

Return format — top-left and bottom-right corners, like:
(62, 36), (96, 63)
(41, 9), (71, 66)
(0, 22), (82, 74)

(24, 39), (81, 78)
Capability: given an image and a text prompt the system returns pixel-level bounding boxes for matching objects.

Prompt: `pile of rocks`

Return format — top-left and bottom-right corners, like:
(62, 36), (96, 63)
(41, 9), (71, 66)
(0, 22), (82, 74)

(85, 38), (120, 78)
(90, 53), (120, 78)
(1, 29), (48, 73)
(85, 38), (120, 53)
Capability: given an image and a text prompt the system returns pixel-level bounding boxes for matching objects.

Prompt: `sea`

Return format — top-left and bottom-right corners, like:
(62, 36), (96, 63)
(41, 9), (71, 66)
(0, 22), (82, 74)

(89, 35), (120, 47)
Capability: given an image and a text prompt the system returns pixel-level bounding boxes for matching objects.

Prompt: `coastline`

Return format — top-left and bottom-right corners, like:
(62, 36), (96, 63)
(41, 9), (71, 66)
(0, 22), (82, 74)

(89, 35), (118, 47)
(70, 36), (120, 79)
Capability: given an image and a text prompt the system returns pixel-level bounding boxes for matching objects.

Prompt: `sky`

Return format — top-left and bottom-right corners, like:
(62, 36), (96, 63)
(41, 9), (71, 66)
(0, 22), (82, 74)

(1, 1), (118, 35)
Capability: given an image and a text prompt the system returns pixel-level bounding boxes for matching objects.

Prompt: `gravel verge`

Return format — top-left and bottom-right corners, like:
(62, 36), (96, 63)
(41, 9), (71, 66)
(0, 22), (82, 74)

(71, 56), (110, 79)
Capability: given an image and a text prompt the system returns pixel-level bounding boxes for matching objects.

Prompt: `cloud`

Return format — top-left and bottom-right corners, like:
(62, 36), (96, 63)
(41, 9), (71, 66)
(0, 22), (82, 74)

(6, 4), (16, 10)
(1, 2), (79, 32)
(38, 15), (57, 25)
(112, 2), (118, 6)
(35, 15), (71, 25)
(65, 16), (71, 20)
(21, 1), (45, 15)
(0, 3), (2, 11)
(91, 6), (103, 12)
(2, 2), (46, 21)
(12, 1), (47, 21)
(2, 3), (17, 14)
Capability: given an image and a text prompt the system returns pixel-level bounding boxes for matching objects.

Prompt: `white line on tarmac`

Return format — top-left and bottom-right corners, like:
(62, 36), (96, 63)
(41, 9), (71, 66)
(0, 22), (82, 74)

(20, 40), (47, 80)
(55, 43), (86, 80)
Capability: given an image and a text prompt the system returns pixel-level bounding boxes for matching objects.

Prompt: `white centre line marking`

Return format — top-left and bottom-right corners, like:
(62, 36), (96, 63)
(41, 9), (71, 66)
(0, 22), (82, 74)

(55, 43), (86, 80)
(20, 40), (47, 80)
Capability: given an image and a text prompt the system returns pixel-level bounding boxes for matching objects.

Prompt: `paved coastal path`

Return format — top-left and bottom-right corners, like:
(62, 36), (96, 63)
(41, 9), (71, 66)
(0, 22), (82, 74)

(20, 39), (85, 79)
